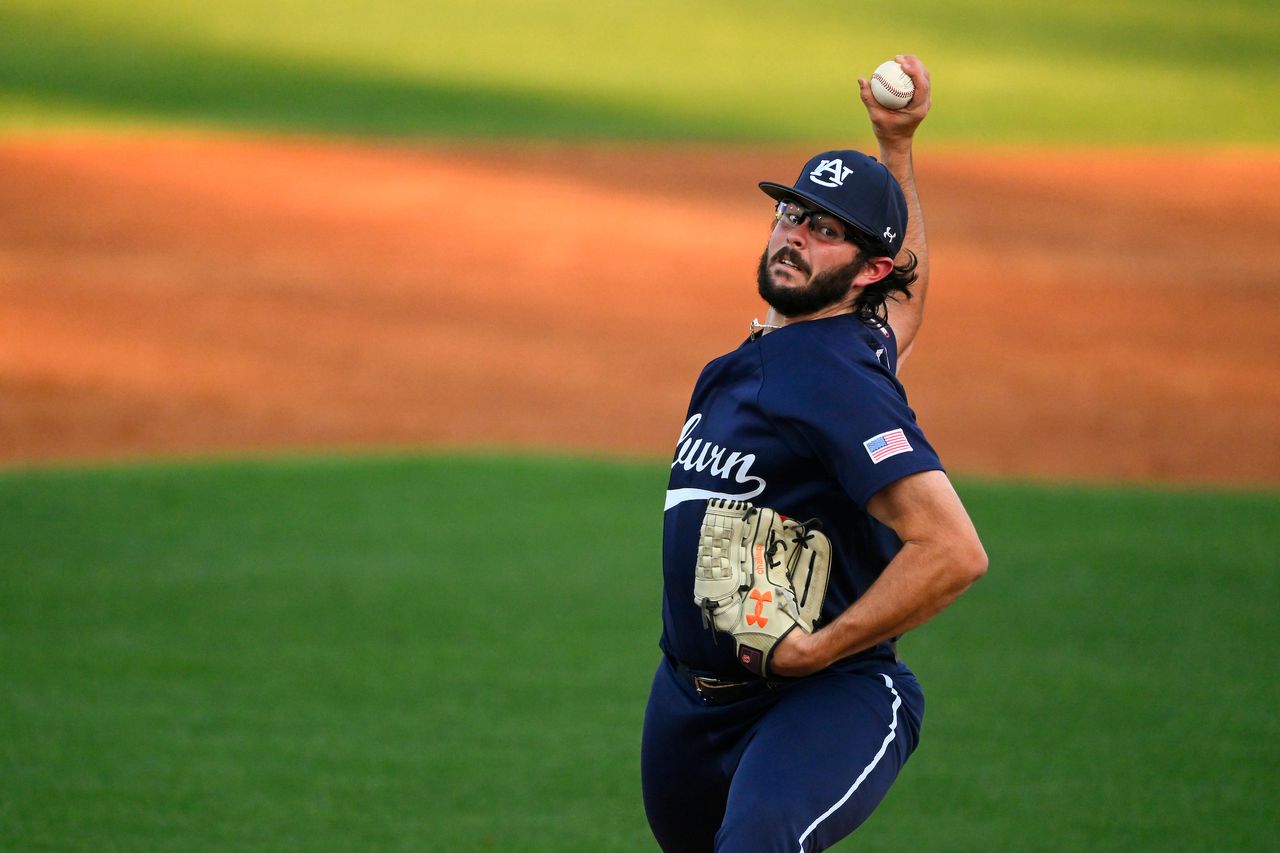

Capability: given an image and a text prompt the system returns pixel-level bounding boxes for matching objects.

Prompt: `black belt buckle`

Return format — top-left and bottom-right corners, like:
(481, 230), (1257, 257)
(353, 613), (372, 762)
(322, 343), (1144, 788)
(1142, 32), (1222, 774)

(692, 675), (729, 703)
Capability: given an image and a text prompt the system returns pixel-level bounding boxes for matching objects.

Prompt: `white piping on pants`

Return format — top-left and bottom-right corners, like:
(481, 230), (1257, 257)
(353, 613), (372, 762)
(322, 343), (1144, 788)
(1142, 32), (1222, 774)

(795, 674), (902, 852)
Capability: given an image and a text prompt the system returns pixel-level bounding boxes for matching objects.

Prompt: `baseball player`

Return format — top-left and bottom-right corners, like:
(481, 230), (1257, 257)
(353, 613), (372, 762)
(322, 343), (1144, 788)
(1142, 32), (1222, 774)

(641, 56), (987, 851)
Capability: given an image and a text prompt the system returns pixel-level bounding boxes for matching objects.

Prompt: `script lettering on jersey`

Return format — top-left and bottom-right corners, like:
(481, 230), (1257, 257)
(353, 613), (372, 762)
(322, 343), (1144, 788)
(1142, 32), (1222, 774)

(664, 414), (767, 510)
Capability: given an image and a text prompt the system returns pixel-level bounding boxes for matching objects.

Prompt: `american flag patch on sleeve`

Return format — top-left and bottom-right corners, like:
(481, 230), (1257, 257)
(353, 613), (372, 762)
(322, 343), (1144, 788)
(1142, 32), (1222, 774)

(863, 428), (912, 464)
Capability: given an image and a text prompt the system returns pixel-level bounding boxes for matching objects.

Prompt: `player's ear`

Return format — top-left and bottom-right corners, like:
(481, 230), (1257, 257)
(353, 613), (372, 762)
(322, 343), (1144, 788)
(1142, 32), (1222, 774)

(852, 256), (894, 287)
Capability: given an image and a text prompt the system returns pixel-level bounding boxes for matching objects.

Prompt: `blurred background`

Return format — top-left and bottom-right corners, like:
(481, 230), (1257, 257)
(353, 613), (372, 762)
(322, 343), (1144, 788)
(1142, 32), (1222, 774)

(1, 1), (1276, 849)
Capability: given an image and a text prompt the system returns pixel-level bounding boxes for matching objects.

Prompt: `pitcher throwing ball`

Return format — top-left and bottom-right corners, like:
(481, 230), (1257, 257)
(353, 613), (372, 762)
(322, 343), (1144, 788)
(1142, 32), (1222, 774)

(641, 55), (988, 852)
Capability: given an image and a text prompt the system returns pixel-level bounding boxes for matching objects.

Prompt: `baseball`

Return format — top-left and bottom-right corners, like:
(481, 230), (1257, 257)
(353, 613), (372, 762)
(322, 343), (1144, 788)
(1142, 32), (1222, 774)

(870, 60), (914, 110)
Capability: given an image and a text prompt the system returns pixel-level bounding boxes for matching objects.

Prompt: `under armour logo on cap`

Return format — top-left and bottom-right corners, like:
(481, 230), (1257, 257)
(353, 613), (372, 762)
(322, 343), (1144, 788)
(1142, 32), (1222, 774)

(884, 227), (897, 243)
(808, 158), (854, 188)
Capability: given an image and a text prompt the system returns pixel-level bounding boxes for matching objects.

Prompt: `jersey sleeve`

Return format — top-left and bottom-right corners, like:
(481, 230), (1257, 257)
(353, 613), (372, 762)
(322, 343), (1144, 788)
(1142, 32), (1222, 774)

(759, 331), (943, 509)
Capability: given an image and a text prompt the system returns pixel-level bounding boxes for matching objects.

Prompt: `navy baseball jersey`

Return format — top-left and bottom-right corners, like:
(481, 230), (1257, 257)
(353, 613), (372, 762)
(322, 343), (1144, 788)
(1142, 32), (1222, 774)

(659, 313), (944, 678)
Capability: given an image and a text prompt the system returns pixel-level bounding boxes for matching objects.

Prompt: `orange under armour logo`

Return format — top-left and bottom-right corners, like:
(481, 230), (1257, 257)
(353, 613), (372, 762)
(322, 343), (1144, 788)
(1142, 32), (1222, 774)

(746, 589), (772, 627)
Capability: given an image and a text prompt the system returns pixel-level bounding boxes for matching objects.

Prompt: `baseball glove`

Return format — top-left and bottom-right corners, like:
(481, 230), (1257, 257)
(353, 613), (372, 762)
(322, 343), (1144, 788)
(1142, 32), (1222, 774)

(693, 499), (831, 678)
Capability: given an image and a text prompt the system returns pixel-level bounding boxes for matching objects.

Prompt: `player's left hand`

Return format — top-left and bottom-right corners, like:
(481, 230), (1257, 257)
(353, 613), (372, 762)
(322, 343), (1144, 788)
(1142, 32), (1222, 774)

(693, 500), (831, 679)
(767, 628), (826, 677)
(857, 54), (932, 150)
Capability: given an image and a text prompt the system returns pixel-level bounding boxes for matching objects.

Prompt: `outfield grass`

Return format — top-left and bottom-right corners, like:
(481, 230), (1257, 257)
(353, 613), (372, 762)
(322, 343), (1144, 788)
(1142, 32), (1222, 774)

(1, 454), (1275, 850)
(1, 0), (1277, 143)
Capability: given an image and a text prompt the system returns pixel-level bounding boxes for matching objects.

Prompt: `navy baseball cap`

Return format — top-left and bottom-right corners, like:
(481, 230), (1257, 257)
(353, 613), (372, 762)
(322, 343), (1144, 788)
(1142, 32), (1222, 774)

(759, 150), (907, 258)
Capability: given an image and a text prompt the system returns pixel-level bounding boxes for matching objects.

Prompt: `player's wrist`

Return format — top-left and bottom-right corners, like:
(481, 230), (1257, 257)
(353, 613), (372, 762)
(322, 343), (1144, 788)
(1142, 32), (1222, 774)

(876, 136), (915, 162)
(804, 627), (837, 671)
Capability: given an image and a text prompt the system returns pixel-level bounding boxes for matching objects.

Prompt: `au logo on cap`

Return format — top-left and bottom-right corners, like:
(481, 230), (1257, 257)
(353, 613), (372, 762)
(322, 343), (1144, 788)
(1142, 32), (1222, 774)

(808, 158), (853, 188)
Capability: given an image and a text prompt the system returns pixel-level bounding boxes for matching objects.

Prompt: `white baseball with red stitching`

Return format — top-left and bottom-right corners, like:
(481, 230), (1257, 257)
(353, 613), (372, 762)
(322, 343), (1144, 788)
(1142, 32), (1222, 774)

(870, 60), (914, 110)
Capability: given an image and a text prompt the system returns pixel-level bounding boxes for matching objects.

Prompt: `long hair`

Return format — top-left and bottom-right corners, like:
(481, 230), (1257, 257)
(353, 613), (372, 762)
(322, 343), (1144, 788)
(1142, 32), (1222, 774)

(846, 228), (919, 323)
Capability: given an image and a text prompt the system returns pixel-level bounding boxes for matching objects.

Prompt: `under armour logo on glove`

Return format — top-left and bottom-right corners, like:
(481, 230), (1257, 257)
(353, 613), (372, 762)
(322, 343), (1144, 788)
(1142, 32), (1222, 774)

(746, 589), (772, 627)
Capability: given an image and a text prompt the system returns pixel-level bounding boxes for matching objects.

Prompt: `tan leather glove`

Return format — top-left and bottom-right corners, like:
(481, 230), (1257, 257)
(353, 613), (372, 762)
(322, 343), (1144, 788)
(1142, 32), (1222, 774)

(693, 499), (831, 678)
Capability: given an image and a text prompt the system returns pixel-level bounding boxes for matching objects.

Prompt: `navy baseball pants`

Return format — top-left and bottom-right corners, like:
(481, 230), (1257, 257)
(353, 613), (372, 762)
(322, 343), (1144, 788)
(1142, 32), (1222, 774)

(641, 655), (924, 852)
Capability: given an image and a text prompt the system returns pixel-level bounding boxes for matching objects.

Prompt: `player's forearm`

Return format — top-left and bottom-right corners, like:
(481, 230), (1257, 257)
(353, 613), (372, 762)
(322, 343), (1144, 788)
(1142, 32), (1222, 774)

(878, 142), (929, 363)
(805, 536), (985, 668)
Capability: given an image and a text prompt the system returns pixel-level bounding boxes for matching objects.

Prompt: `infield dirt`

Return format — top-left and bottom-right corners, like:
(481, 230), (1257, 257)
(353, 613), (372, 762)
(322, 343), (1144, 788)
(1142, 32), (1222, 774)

(1, 135), (1277, 486)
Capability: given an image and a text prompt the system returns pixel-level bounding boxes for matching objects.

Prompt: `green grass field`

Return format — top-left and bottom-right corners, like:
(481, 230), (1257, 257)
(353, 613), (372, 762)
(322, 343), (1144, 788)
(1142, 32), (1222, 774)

(2, 455), (1276, 850)
(2, 1), (1277, 848)
(2, 0), (1278, 143)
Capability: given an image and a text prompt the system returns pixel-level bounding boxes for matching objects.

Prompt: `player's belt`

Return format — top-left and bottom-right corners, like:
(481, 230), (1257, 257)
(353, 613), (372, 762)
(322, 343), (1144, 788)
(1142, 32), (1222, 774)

(674, 661), (779, 706)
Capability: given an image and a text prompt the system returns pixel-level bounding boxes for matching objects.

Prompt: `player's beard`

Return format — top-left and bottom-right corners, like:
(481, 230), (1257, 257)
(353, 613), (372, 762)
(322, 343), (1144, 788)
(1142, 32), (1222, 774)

(756, 247), (868, 318)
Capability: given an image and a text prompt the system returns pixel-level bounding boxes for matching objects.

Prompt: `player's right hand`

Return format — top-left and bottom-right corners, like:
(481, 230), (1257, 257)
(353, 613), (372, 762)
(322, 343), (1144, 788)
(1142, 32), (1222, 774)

(857, 54), (932, 149)
(767, 625), (827, 677)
